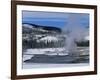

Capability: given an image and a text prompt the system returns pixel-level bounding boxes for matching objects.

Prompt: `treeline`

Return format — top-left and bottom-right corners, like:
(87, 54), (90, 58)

(76, 41), (89, 47)
(22, 40), (89, 49)
(22, 39), (65, 49)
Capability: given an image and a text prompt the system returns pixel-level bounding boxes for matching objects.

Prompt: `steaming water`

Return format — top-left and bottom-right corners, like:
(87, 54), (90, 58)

(65, 36), (78, 57)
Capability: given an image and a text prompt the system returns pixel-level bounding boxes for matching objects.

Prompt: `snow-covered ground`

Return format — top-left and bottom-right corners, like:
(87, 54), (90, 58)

(23, 47), (89, 54)
(23, 48), (68, 55)
(23, 48), (69, 61)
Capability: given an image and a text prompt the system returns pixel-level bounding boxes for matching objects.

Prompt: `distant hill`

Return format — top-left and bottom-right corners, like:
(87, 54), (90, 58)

(22, 23), (62, 34)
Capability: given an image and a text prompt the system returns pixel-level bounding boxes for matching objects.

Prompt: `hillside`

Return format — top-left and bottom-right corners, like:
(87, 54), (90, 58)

(22, 23), (62, 34)
(22, 23), (89, 49)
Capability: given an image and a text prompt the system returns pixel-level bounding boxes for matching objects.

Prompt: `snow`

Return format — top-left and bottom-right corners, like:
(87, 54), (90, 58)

(23, 55), (33, 61)
(23, 47), (89, 55)
(23, 48), (67, 55)
(39, 36), (58, 42)
(23, 24), (33, 28)
(24, 49), (44, 55)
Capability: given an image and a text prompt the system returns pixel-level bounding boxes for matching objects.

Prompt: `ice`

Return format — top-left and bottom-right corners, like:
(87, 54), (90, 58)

(23, 55), (33, 61)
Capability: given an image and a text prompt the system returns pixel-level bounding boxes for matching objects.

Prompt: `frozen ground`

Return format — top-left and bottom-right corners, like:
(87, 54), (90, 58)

(22, 47), (89, 69)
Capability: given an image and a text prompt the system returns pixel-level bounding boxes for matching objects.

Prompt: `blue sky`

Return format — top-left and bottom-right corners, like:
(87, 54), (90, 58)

(22, 11), (89, 29)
